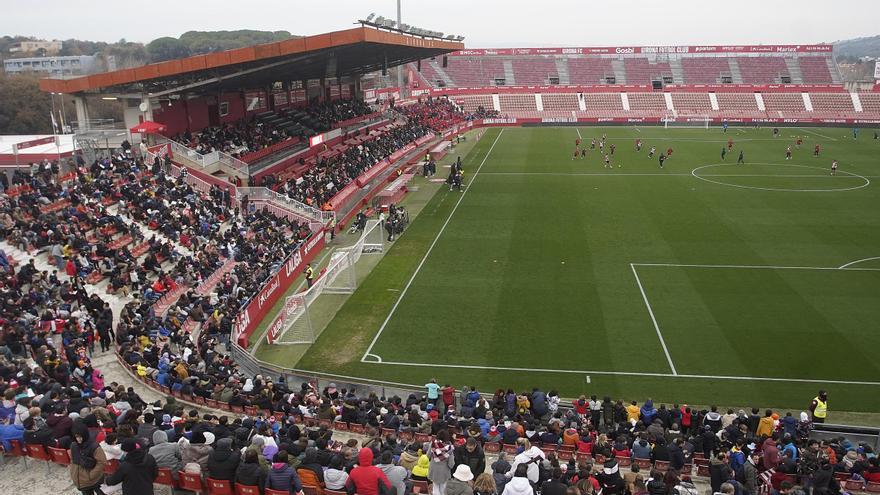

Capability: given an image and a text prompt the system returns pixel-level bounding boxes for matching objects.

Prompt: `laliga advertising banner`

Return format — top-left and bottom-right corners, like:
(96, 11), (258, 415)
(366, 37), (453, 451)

(234, 231), (326, 347)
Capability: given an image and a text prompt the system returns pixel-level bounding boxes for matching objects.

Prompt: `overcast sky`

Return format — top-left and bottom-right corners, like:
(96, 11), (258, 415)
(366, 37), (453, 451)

(3, 0), (878, 47)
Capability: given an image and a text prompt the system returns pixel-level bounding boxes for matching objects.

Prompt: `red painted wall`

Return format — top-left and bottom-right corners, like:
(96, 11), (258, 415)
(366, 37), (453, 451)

(219, 93), (245, 124)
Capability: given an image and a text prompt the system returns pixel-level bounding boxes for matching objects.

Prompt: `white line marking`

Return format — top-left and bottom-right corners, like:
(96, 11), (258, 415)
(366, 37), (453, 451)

(691, 163), (870, 192)
(364, 359), (880, 386)
(633, 262), (880, 272)
(363, 353), (383, 363)
(838, 257), (880, 269)
(361, 129), (506, 362)
(798, 127), (838, 141)
(480, 172), (875, 178)
(482, 172), (692, 177)
(576, 128), (582, 140)
(631, 263), (677, 375)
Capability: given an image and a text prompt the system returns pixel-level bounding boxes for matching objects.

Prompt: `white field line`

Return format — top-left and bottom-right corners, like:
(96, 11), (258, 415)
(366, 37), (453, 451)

(798, 127), (838, 141)
(479, 172), (876, 178)
(838, 257), (880, 269)
(631, 263), (678, 375)
(576, 128), (582, 140)
(633, 262), (880, 272)
(360, 128), (506, 362)
(363, 359), (880, 386)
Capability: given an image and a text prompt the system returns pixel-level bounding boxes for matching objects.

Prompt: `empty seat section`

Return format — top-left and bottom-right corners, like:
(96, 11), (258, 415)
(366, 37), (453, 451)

(444, 57), (506, 87)
(858, 93), (880, 115)
(455, 95), (495, 114)
(798, 57), (834, 84)
(762, 93), (807, 117)
(413, 60), (443, 87)
(511, 57), (558, 85)
(737, 57), (790, 84)
(541, 94), (579, 113)
(624, 58), (671, 85)
(809, 93), (855, 116)
(627, 93), (667, 117)
(567, 57), (613, 84)
(671, 93), (713, 116)
(715, 92), (761, 117)
(681, 57), (732, 84)
(581, 93), (625, 117)
(498, 94), (538, 115)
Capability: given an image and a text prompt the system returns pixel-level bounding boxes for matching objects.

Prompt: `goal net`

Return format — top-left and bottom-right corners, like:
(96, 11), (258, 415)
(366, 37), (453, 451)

(663, 114), (710, 129)
(266, 215), (386, 345)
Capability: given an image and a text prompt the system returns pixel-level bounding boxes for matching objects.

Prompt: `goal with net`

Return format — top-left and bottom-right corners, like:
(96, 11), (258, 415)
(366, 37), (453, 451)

(663, 114), (711, 129)
(265, 215), (386, 345)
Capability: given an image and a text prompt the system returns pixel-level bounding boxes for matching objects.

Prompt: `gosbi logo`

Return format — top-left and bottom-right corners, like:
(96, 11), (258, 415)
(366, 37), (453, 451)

(615, 47), (635, 54)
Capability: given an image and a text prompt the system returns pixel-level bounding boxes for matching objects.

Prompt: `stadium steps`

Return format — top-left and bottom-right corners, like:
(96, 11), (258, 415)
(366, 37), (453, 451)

(828, 57), (843, 84)
(727, 58), (744, 84)
(428, 60), (455, 87)
(784, 57), (805, 84)
(554, 57), (571, 85)
(109, 204), (195, 258)
(611, 59), (627, 84)
(503, 59), (517, 85)
(667, 58), (685, 84)
(851, 93), (864, 112)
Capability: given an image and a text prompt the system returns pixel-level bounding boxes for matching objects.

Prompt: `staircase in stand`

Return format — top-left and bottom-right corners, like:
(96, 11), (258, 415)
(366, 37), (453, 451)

(554, 58), (571, 85)
(728, 58), (743, 84)
(502, 60), (516, 85)
(428, 60), (455, 87)
(784, 58), (804, 84)
(668, 58), (685, 84)
(611, 60), (627, 84)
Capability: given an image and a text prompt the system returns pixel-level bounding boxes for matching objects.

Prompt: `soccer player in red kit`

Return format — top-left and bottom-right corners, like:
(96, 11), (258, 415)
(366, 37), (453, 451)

(573, 147), (579, 160)
(727, 139), (734, 151)
(666, 147), (674, 157)
(610, 143), (616, 155)
(814, 144), (821, 157)
(576, 137), (581, 148)
(796, 136), (803, 149)
(635, 139), (642, 151)
(785, 146), (792, 160)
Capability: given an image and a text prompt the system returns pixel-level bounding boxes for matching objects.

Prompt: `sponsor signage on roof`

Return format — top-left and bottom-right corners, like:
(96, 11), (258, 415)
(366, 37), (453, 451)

(449, 45), (832, 56)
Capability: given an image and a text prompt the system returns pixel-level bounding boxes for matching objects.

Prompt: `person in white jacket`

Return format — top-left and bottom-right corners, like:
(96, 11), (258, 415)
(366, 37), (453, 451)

(502, 464), (535, 495)
(506, 439), (545, 485)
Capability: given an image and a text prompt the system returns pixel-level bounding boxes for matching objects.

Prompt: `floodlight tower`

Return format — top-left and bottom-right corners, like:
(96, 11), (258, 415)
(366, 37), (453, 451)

(397, 0), (407, 96)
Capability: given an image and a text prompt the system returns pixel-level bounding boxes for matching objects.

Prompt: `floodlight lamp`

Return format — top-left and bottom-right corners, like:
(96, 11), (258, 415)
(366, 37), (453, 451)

(382, 19), (396, 28)
(365, 13), (375, 22)
(375, 16), (385, 25)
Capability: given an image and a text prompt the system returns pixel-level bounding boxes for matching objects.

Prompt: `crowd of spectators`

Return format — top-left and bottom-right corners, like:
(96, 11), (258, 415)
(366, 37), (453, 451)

(274, 121), (431, 209)
(398, 98), (467, 132)
(307, 99), (375, 132)
(175, 119), (291, 158)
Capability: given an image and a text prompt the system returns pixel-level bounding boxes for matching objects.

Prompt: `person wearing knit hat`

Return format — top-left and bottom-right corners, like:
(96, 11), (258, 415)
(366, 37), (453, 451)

(597, 459), (624, 495)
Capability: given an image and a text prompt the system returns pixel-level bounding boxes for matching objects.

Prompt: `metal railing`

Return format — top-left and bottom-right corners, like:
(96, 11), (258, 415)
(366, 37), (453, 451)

(156, 137), (250, 176)
(238, 187), (333, 224)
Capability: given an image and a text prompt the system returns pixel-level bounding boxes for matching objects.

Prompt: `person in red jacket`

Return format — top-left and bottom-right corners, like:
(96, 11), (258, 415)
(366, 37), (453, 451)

(65, 257), (77, 278)
(345, 448), (391, 495)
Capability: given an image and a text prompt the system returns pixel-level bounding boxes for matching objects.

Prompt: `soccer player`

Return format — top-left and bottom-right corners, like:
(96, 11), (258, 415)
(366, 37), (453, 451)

(573, 147), (579, 160)
(796, 136), (803, 149)
(659, 153), (666, 168)
(666, 147), (674, 158)
(648, 146), (656, 158)
(831, 159), (838, 175)
(610, 143), (616, 155)
(590, 138), (596, 150)
(581, 147), (587, 159)
(814, 144), (821, 157)
(722, 120), (729, 133)
(604, 153), (611, 168)
(738, 150), (745, 164)
(785, 146), (792, 160)
(727, 138), (734, 151)
(721, 147), (727, 160)
(599, 140), (605, 152)
(635, 139), (642, 151)
(576, 137), (581, 148)
(773, 127), (780, 138)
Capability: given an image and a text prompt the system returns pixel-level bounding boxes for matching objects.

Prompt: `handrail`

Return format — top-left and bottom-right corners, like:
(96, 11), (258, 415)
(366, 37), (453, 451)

(237, 187), (333, 223)
(156, 136), (250, 176)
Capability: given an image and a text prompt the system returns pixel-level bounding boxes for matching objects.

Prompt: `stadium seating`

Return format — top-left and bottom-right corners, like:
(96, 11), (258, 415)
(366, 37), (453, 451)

(737, 57), (790, 84)
(499, 94), (538, 113)
(541, 93), (580, 113)
(762, 93), (808, 117)
(671, 93), (713, 116)
(511, 57), (558, 85)
(798, 57), (835, 84)
(715, 92), (761, 116)
(859, 92), (880, 115)
(567, 57), (614, 84)
(626, 92), (667, 117)
(624, 58), (672, 85)
(582, 93), (625, 117)
(681, 57), (733, 84)
(810, 93), (855, 117)
(453, 94), (495, 114)
(444, 57), (505, 86)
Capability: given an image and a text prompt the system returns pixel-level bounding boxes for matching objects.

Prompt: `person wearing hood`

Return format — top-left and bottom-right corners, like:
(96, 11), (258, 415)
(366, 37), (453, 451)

(106, 438), (158, 495)
(640, 400), (658, 425)
(297, 447), (326, 490)
(646, 469), (667, 495)
(704, 407), (723, 432)
(763, 437), (780, 470)
(69, 421), (108, 495)
(781, 412), (797, 439)
(502, 464), (535, 495)
(447, 464), (475, 495)
(402, 450), (428, 480)
(208, 437), (241, 481)
(267, 451), (303, 494)
(378, 450), (410, 495)
(632, 438), (652, 460)
(326, 454), (350, 490)
(149, 429), (183, 478)
(244, 435), (270, 470)
(598, 459), (625, 495)
(399, 443), (421, 472)
(506, 439), (544, 484)
(709, 452), (732, 494)
(742, 451), (760, 495)
(346, 448), (392, 495)
(182, 430), (214, 474)
(454, 437), (486, 479)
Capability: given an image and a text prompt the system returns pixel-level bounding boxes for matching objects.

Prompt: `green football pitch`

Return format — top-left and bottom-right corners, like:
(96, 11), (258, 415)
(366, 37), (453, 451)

(292, 125), (880, 416)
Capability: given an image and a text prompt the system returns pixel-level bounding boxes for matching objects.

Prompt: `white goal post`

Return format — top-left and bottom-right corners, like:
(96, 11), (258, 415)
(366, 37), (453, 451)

(663, 114), (710, 129)
(266, 215), (386, 345)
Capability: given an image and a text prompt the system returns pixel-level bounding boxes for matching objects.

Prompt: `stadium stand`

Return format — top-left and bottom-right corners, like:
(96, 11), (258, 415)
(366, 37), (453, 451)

(810, 93), (856, 117)
(566, 57), (614, 84)
(680, 57), (734, 84)
(715, 92), (761, 117)
(762, 93), (809, 117)
(511, 57), (559, 85)
(582, 93), (625, 117)
(798, 57), (835, 84)
(624, 58), (672, 85)
(671, 93), (713, 117)
(735, 57), (791, 84)
(627, 93), (667, 118)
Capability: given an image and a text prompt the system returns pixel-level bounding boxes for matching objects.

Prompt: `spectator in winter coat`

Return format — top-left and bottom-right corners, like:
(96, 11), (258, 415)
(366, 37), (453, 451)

(412, 454), (430, 481)
(507, 439), (545, 484)
(454, 438), (486, 478)
(763, 437), (781, 470)
(632, 439), (652, 460)
(182, 431), (214, 474)
(492, 453), (512, 494)
(149, 430), (183, 477)
(742, 452), (760, 495)
(325, 454), (350, 490)
(709, 453), (732, 494)
(447, 465), (475, 495)
(502, 464), (535, 495)
(106, 438), (158, 495)
(346, 448), (392, 495)
(235, 449), (267, 489)
(640, 400), (658, 425)
(597, 460), (626, 495)
(267, 451), (303, 494)
(207, 438), (240, 481)
(69, 421), (108, 495)
(378, 451), (410, 495)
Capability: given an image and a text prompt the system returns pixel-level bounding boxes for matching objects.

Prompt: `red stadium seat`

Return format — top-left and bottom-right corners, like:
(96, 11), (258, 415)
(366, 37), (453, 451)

(206, 478), (235, 495)
(47, 447), (71, 465)
(179, 471), (205, 493)
(235, 484), (262, 495)
(412, 480), (431, 494)
(484, 442), (501, 454)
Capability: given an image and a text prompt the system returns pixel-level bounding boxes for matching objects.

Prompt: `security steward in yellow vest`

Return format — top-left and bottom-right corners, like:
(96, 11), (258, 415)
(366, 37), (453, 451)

(810, 390), (828, 423)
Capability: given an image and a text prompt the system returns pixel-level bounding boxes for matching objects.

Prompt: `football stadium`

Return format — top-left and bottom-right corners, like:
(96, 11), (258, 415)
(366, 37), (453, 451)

(1, 1), (880, 493)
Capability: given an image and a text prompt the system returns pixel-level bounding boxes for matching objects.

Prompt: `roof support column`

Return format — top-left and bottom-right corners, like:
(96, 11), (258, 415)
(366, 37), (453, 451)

(73, 96), (91, 132)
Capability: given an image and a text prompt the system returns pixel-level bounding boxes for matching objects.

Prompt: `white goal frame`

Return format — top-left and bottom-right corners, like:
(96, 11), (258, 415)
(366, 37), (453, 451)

(267, 215), (386, 345)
